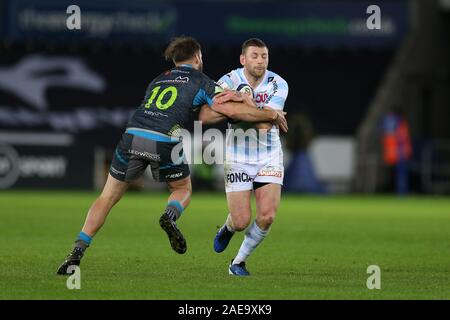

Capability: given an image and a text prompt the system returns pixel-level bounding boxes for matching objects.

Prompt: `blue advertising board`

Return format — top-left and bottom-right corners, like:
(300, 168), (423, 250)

(3, 0), (177, 44)
(2, 0), (408, 47)
(178, 1), (409, 47)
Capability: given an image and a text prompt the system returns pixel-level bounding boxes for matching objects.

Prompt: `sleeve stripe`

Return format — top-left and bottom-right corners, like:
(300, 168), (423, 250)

(193, 89), (214, 107)
(218, 75), (234, 89)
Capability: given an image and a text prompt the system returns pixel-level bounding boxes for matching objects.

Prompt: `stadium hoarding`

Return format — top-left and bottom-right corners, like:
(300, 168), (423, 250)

(0, 141), (95, 189)
(2, 0), (408, 48)
(3, 0), (177, 45)
(182, 0), (409, 48)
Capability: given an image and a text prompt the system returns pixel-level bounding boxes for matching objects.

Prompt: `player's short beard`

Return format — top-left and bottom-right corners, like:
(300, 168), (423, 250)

(249, 66), (265, 79)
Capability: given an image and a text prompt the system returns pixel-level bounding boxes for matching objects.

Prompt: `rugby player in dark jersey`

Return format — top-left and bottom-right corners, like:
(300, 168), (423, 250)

(57, 36), (287, 275)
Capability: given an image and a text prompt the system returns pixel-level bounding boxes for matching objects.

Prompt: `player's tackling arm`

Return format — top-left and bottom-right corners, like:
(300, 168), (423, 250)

(198, 96), (282, 128)
(213, 89), (275, 130)
(211, 100), (288, 133)
(198, 104), (227, 124)
(198, 89), (255, 125)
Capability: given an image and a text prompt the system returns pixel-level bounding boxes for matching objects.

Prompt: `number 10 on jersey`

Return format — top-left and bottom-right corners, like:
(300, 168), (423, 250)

(145, 86), (178, 110)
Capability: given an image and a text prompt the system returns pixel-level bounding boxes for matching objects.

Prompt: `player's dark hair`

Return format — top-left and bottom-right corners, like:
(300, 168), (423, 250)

(164, 36), (201, 64)
(241, 38), (267, 54)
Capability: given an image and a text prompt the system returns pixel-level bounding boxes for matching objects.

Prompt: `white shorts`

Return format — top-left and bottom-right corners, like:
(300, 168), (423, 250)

(224, 156), (284, 193)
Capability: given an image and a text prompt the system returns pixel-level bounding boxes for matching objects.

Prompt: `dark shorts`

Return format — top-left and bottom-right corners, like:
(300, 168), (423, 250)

(109, 131), (189, 183)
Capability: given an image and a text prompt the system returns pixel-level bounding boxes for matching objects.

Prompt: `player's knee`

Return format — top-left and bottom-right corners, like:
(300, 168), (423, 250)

(257, 209), (276, 229)
(168, 177), (192, 193)
(232, 215), (251, 231)
(263, 215), (275, 227)
(175, 183), (192, 197)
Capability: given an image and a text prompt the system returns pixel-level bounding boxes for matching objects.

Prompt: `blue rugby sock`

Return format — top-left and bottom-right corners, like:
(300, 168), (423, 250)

(165, 201), (184, 221)
(75, 231), (92, 250)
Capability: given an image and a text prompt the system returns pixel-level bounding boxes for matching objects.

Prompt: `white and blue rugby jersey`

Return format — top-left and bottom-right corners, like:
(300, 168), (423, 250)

(217, 68), (289, 164)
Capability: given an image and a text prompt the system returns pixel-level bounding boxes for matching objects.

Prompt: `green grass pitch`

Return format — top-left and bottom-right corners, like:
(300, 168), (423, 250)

(0, 191), (449, 299)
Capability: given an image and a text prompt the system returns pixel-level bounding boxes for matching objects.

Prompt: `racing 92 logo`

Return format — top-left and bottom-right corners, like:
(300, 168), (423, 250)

(255, 93), (268, 104)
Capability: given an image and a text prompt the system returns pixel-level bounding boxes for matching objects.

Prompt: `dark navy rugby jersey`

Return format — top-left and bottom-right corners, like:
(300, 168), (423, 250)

(127, 64), (223, 137)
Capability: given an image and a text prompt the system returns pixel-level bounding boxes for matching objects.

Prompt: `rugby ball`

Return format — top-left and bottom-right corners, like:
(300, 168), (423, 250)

(236, 84), (254, 97)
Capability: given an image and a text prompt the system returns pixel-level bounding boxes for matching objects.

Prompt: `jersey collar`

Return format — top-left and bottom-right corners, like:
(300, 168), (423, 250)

(239, 68), (268, 91)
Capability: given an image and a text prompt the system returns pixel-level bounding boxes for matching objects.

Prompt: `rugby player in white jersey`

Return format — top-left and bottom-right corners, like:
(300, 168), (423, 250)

(200, 38), (289, 275)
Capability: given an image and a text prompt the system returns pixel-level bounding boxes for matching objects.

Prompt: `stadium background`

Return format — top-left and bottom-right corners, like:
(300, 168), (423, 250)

(0, 0), (449, 300)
